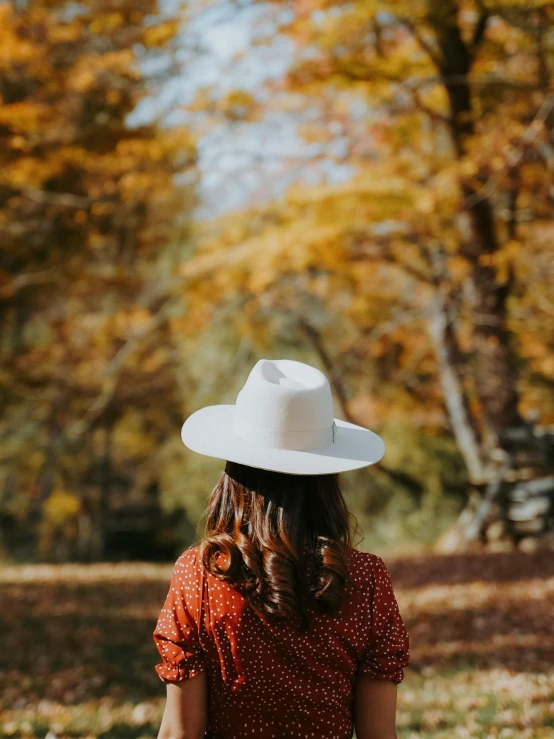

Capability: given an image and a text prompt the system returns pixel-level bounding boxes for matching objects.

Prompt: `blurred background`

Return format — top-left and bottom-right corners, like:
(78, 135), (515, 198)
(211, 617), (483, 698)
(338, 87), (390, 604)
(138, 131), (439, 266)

(1, 0), (554, 737)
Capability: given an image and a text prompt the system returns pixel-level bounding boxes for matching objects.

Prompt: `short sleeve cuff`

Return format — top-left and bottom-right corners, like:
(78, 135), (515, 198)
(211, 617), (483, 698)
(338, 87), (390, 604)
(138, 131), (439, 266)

(356, 555), (410, 685)
(154, 653), (206, 683)
(356, 661), (408, 684)
(356, 628), (410, 684)
(153, 607), (206, 683)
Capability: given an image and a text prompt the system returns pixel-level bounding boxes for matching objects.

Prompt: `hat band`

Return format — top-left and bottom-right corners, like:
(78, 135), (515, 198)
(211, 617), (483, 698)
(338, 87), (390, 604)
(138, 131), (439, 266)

(233, 416), (336, 451)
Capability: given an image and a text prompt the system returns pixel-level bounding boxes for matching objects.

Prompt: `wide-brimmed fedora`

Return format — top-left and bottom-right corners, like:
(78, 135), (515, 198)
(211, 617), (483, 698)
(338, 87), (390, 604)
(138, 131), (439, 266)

(181, 358), (385, 475)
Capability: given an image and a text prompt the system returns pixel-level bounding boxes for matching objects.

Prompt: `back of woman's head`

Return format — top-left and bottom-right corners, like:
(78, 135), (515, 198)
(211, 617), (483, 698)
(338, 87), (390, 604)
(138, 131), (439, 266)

(199, 460), (360, 633)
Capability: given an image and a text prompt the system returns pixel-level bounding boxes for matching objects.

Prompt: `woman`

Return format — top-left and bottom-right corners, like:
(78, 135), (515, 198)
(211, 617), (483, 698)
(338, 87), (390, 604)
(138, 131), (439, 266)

(153, 358), (410, 739)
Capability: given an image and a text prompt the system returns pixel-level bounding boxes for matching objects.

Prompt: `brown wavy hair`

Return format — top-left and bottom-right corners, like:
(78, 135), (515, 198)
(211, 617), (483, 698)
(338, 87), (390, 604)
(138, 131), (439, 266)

(199, 460), (361, 634)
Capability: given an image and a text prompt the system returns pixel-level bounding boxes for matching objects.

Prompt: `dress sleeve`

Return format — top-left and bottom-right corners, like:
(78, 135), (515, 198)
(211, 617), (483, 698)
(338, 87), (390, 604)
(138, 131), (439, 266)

(356, 555), (410, 684)
(152, 551), (206, 683)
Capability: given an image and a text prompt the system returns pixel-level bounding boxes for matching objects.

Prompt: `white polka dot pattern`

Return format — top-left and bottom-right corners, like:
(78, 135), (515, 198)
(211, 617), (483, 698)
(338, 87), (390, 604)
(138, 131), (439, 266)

(153, 545), (410, 738)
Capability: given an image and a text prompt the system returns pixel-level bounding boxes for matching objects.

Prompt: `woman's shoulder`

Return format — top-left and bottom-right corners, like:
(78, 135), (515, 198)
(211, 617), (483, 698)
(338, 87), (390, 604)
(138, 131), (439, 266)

(171, 545), (204, 584)
(346, 546), (387, 588)
(177, 543), (202, 561)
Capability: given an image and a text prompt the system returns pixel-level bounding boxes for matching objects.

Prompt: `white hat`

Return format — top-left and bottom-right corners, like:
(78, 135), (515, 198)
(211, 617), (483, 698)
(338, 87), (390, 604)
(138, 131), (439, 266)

(181, 358), (385, 475)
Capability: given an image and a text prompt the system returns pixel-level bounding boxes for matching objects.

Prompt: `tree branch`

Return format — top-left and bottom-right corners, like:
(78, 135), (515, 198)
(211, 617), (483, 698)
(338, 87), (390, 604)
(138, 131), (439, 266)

(463, 94), (554, 208)
(297, 316), (425, 496)
(471, 1), (489, 57)
(334, 305), (436, 382)
(398, 17), (443, 68)
(20, 187), (111, 209)
(409, 87), (452, 125)
(348, 235), (432, 284)
(0, 266), (60, 299)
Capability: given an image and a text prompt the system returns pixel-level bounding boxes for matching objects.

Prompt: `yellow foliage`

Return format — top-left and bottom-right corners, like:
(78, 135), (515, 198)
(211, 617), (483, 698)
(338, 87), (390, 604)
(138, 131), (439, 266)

(68, 51), (136, 93)
(112, 309), (153, 339)
(90, 13), (125, 34)
(50, 20), (83, 44)
(3, 156), (64, 189)
(43, 489), (80, 527)
(217, 90), (257, 120)
(143, 20), (179, 48)
(0, 103), (52, 133)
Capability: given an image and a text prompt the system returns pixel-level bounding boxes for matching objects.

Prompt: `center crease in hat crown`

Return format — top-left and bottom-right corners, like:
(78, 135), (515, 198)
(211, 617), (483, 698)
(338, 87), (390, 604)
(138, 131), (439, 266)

(231, 359), (336, 451)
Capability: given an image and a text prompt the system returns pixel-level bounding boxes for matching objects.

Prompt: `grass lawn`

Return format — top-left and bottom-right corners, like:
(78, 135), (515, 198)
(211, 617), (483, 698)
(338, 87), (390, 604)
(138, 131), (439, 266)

(1, 550), (553, 738)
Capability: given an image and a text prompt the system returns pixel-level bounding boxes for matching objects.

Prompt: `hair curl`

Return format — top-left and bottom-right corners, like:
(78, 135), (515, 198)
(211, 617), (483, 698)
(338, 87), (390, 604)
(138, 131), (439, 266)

(198, 460), (361, 634)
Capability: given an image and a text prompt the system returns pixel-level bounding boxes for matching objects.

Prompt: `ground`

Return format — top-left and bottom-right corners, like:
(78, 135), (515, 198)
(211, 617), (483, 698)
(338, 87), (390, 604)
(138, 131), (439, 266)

(0, 550), (553, 738)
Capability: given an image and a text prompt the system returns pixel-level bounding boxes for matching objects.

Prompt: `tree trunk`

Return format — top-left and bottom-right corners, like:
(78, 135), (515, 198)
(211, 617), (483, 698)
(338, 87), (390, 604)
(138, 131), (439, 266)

(428, 0), (523, 449)
(426, 284), (486, 484)
(94, 415), (115, 559)
(426, 0), (554, 549)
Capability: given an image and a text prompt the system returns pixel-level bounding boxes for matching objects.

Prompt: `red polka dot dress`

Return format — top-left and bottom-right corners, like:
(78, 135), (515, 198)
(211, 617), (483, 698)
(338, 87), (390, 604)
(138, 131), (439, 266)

(153, 545), (410, 739)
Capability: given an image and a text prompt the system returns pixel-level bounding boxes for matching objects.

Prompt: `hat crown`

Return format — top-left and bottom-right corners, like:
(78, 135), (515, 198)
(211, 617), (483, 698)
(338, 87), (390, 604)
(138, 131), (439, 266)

(233, 359), (335, 451)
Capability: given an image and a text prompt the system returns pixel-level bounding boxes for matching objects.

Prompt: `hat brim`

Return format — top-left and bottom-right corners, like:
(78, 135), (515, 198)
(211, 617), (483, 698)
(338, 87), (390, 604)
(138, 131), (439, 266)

(181, 404), (385, 475)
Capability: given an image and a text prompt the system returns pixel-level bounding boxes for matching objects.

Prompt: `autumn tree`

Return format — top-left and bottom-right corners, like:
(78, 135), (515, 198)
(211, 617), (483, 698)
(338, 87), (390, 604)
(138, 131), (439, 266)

(0, 0), (197, 560)
(180, 0), (554, 550)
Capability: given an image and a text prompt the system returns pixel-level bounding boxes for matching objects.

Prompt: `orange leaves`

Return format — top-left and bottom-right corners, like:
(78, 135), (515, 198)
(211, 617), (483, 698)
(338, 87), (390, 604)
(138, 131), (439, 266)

(413, 190), (435, 215)
(0, 5), (37, 70)
(42, 489), (81, 527)
(89, 13), (125, 34)
(38, 489), (81, 557)
(180, 165), (432, 331)
(0, 0), (200, 586)
(113, 132), (196, 174)
(1, 552), (553, 736)
(112, 308), (154, 340)
(0, 563), (176, 728)
(394, 547), (554, 709)
(2, 155), (64, 189)
(143, 20), (179, 48)
(216, 89), (257, 121)
(0, 102), (52, 135)
(49, 19), (83, 45)
(68, 50), (136, 93)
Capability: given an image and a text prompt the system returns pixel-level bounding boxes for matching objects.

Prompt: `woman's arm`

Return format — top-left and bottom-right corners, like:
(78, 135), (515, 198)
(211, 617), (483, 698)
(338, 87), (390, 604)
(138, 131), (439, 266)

(157, 671), (208, 739)
(353, 675), (398, 739)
